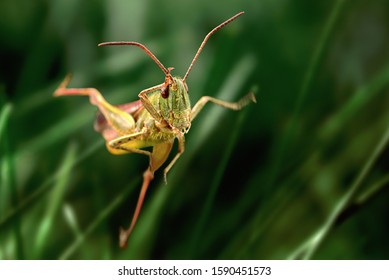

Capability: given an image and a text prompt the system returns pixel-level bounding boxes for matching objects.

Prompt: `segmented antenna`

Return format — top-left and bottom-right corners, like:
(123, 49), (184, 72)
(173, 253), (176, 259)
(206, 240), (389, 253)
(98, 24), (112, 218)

(98, 41), (173, 79)
(183, 11), (244, 82)
(98, 12), (244, 83)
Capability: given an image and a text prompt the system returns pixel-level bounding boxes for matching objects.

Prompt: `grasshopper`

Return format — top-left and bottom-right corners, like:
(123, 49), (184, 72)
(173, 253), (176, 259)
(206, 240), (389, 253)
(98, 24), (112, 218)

(54, 11), (255, 248)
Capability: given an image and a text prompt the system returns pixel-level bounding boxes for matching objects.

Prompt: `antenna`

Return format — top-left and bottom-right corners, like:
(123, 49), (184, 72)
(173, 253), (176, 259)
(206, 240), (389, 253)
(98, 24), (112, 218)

(182, 11), (244, 82)
(98, 41), (173, 79)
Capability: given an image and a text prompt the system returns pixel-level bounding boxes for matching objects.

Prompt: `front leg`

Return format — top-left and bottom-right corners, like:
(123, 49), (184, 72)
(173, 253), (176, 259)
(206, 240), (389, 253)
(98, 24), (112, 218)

(163, 133), (185, 184)
(191, 92), (256, 120)
(138, 84), (166, 123)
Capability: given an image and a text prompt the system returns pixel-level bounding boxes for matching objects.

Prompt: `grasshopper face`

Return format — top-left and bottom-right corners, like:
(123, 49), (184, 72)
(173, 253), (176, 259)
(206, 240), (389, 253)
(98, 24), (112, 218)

(158, 77), (191, 133)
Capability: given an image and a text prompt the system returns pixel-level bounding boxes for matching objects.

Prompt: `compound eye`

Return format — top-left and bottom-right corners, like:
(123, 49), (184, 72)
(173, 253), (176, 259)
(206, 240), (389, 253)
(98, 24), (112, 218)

(161, 86), (169, 99)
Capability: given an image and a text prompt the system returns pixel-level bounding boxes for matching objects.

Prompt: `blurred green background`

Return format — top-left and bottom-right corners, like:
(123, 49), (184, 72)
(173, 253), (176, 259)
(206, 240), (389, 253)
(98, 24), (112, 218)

(1, 0), (389, 260)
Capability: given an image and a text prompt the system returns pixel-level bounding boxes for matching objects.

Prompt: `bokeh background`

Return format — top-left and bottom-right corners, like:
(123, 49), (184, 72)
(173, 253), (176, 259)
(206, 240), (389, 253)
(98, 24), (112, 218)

(1, 0), (389, 259)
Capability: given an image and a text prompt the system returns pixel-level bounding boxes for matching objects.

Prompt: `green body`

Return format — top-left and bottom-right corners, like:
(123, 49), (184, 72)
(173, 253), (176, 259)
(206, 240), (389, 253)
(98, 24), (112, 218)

(135, 77), (191, 144)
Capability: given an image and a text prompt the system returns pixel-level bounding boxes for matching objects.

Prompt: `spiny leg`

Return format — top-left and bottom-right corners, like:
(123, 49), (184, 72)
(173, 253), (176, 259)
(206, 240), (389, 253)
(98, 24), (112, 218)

(111, 139), (173, 248)
(109, 135), (151, 247)
(54, 76), (136, 134)
(191, 92), (256, 120)
(119, 166), (154, 248)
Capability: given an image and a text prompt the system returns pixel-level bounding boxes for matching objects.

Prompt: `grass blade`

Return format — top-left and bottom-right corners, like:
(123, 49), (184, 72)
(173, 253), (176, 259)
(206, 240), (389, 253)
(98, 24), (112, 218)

(59, 178), (139, 260)
(0, 103), (24, 259)
(34, 142), (78, 258)
(0, 139), (104, 231)
(289, 121), (389, 259)
(267, 0), (349, 188)
(188, 110), (248, 258)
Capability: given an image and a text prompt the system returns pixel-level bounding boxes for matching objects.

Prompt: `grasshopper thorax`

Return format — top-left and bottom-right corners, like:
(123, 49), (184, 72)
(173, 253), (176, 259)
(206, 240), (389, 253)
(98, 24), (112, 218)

(158, 76), (191, 133)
